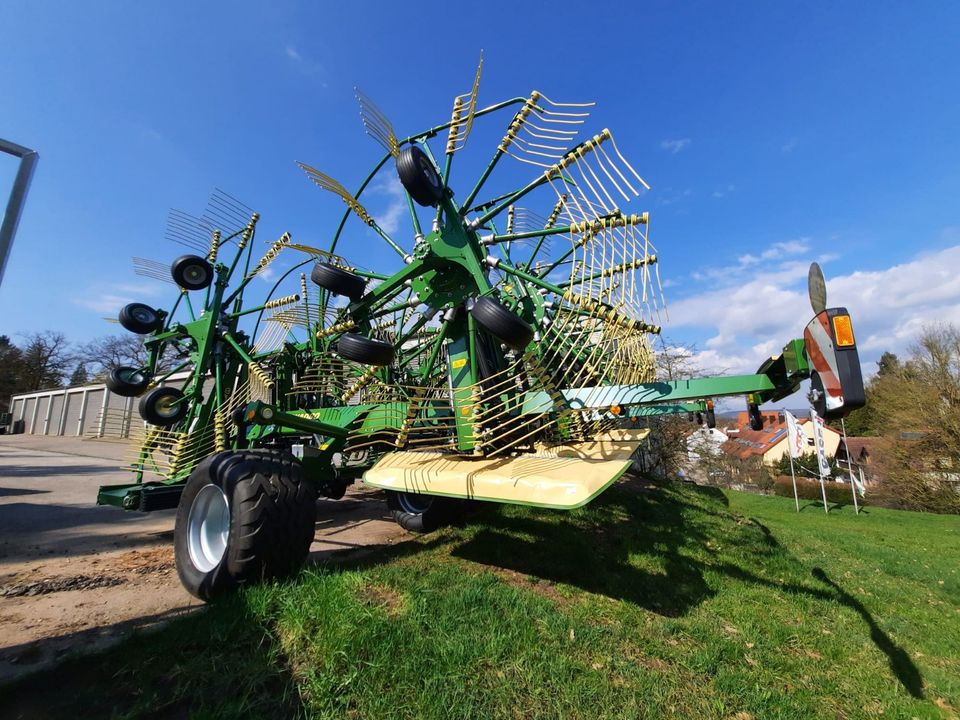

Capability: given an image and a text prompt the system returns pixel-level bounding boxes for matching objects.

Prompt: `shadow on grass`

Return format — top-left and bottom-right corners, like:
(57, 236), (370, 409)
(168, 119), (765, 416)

(0, 480), (923, 714)
(811, 567), (924, 698)
(444, 481), (924, 698)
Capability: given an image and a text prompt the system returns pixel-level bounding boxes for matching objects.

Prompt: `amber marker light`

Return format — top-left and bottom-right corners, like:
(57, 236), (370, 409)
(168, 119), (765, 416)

(610, 405), (622, 416)
(833, 315), (856, 347)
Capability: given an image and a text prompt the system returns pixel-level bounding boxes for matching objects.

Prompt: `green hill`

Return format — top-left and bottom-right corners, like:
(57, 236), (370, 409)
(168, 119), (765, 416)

(3, 480), (958, 719)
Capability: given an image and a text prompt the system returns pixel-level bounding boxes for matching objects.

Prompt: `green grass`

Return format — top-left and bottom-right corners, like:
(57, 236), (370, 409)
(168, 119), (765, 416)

(3, 480), (959, 719)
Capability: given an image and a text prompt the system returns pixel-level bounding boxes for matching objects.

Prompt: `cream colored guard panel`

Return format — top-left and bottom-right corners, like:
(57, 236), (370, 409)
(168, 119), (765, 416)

(363, 428), (649, 509)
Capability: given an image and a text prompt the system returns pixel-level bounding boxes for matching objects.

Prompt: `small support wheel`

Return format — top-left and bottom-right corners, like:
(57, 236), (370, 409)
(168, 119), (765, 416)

(471, 296), (535, 351)
(748, 402), (763, 431)
(174, 450), (317, 601)
(105, 366), (151, 397)
(396, 145), (444, 207)
(119, 303), (162, 334)
(386, 490), (465, 532)
(139, 386), (188, 426)
(809, 371), (828, 419)
(171, 254), (214, 291)
(336, 333), (395, 366)
(311, 262), (366, 301)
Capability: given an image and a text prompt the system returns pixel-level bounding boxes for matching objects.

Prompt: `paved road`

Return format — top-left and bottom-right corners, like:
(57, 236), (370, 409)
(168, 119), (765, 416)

(0, 436), (176, 563)
(0, 434), (408, 683)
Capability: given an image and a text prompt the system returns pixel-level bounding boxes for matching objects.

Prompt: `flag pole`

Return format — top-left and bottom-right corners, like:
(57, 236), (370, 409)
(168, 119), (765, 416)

(810, 408), (830, 514)
(841, 418), (860, 515)
(789, 453), (800, 512)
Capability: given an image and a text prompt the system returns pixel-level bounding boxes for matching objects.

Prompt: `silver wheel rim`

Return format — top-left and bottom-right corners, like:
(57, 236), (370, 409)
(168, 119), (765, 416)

(187, 484), (230, 573)
(133, 307), (155, 324)
(154, 393), (180, 419)
(397, 492), (432, 515)
(184, 263), (209, 286)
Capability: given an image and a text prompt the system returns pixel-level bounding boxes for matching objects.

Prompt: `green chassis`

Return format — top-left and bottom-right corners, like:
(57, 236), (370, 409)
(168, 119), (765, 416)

(98, 338), (810, 511)
(97, 97), (814, 512)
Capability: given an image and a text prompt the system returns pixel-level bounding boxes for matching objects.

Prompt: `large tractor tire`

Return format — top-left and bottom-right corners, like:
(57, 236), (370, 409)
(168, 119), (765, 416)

(174, 449), (317, 601)
(386, 490), (466, 533)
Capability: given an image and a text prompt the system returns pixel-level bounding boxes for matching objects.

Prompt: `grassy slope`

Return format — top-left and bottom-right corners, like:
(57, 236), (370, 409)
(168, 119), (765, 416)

(2, 481), (958, 719)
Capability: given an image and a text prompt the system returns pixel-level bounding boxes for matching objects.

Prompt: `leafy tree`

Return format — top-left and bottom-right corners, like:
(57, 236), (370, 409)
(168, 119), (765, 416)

(0, 335), (25, 411)
(869, 324), (960, 513)
(832, 351), (900, 437)
(772, 451), (839, 479)
(69, 363), (90, 386)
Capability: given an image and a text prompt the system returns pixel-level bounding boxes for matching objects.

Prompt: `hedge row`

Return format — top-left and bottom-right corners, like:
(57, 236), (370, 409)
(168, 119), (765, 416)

(773, 476), (860, 504)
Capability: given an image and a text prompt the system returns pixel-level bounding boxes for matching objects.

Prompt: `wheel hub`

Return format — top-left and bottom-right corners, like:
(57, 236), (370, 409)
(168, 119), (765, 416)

(396, 492), (433, 515)
(184, 265), (209, 285)
(187, 484), (230, 572)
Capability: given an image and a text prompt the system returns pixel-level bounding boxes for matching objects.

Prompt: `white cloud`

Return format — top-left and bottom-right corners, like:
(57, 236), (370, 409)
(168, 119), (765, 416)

(74, 281), (171, 316)
(660, 138), (691, 154)
(692, 239), (810, 280)
(284, 44), (326, 84)
(657, 187), (693, 206)
(781, 137), (798, 153)
(712, 184), (736, 198)
(368, 175), (407, 236)
(667, 242), (960, 384)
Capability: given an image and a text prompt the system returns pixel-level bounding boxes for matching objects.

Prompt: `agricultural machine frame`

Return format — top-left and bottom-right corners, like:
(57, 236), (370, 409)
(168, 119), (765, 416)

(95, 59), (865, 600)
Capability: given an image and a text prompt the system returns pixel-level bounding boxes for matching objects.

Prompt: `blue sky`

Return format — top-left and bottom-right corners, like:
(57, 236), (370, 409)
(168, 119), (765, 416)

(2, 1), (959, 403)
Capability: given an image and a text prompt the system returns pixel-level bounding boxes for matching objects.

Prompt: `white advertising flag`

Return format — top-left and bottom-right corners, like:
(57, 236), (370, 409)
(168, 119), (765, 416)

(809, 409), (832, 478)
(784, 410), (806, 459)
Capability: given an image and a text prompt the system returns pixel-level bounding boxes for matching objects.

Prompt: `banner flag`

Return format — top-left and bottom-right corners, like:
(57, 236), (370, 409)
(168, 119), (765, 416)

(785, 410), (806, 460)
(809, 409), (832, 478)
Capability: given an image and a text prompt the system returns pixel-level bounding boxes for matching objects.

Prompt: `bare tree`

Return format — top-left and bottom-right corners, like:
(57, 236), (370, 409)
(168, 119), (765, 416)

(77, 334), (178, 380)
(16, 331), (74, 392)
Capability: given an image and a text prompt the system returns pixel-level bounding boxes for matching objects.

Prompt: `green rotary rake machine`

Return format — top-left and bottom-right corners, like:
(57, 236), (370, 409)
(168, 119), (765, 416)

(96, 57), (865, 600)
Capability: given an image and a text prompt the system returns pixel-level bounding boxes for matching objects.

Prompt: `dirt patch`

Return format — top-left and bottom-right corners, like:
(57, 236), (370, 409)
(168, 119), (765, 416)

(359, 582), (406, 616)
(0, 488), (408, 685)
(0, 574), (125, 597)
(477, 563), (575, 607)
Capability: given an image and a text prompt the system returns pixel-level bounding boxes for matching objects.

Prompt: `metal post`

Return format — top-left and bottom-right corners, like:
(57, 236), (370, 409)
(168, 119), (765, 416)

(57, 389), (69, 436)
(29, 395), (40, 434)
(841, 418), (860, 515)
(789, 453), (800, 512)
(98, 388), (110, 438)
(122, 395), (133, 438)
(42, 392), (54, 435)
(0, 139), (39, 287)
(76, 388), (89, 436)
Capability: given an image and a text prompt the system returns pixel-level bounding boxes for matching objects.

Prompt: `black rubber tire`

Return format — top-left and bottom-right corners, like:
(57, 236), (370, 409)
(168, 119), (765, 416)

(105, 366), (151, 397)
(311, 262), (366, 301)
(174, 450), (317, 602)
(396, 145), (444, 207)
(171, 254), (214, 291)
(706, 409), (717, 429)
(471, 296), (535, 351)
(748, 402), (763, 431)
(139, 386), (187, 426)
(337, 332), (395, 366)
(386, 491), (465, 533)
(119, 303), (162, 334)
